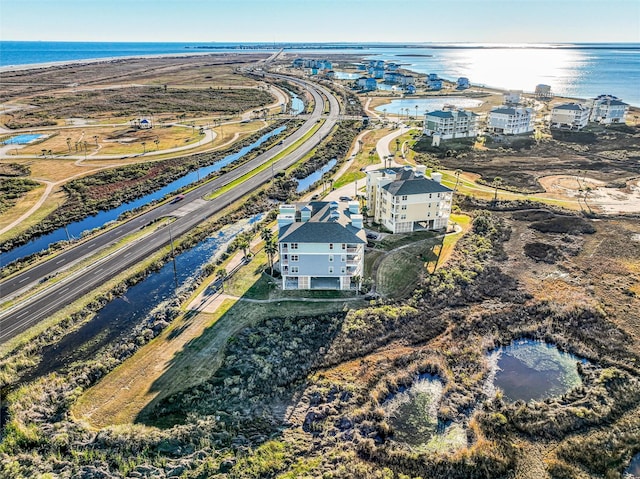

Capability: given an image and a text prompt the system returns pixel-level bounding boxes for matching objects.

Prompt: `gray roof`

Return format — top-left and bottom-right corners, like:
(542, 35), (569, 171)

(553, 103), (588, 111)
(426, 109), (477, 119)
(491, 107), (517, 115)
(382, 177), (452, 196)
(607, 99), (628, 106)
(278, 201), (365, 244)
(279, 221), (365, 244)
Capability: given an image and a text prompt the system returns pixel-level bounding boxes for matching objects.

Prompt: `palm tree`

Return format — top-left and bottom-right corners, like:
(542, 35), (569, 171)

(216, 268), (227, 291)
(260, 227), (274, 243)
(264, 238), (278, 276)
(237, 235), (250, 259)
(142, 141), (147, 154)
(93, 135), (99, 146)
(154, 138), (160, 150)
(454, 169), (462, 192)
(66, 138), (72, 154)
(492, 176), (503, 201)
(415, 105), (418, 119)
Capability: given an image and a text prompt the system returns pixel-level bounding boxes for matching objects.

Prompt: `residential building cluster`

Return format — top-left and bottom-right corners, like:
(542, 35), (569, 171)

(366, 166), (453, 233)
(277, 201), (365, 291)
(353, 59), (416, 92)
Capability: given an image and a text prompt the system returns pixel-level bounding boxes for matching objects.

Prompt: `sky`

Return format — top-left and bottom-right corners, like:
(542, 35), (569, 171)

(1, 0), (639, 43)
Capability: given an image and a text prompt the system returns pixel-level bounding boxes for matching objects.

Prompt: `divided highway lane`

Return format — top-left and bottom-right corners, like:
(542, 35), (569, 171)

(0, 76), (340, 344)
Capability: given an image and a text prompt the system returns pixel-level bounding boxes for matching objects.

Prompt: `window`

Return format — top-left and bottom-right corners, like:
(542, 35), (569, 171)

(341, 243), (346, 250)
(291, 266), (299, 273)
(400, 214), (407, 220)
(401, 205), (407, 210)
(341, 255), (346, 262)
(291, 255), (299, 262)
(329, 243), (334, 250)
(402, 195), (408, 201)
(429, 193), (432, 199)
(341, 267), (346, 274)
(329, 255), (334, 262)
(329, 267), (334, 274)
(291, 243), (298, 250)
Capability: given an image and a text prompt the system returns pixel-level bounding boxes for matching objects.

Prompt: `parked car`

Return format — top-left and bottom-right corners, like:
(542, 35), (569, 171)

(339, 196), (351, 201)
(366, 232), (378, 240)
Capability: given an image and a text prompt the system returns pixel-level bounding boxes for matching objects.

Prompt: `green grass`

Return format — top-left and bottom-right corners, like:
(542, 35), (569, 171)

(332, 170), (366, 190)
(206, 120), (325, 200)
(375, 230), (438, 251)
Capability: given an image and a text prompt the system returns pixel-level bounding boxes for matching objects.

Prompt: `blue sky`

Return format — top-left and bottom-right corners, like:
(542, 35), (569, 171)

(1, 0), (639, 43)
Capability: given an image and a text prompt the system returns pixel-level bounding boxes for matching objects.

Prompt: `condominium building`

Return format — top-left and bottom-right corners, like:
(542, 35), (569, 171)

(589, 95), (629, 124)
(366, 166), (453, 234)
(550, 103), (591, 130)
(487, 106), (535, 135)
(423, 109), (479, 139)
(277, 201), (366, 290)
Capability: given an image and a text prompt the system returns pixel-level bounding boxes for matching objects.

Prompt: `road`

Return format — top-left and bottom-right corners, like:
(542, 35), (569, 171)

(0, 74), (341, 345)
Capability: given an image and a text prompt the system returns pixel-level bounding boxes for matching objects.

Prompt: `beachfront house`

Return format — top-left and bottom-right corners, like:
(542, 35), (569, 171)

(405, 84), (417, 94)
(386, 62), (400, 71)
(383, 71), (402, 83)
(399, 75), (415, 86)
(426, 78), (443, 90)
(326, 70), (336, 79)
(589, 95), (629, 124)
(366, 166), (453, 233)
(535, 84), (553, 100)
(550, 103), (591, 130)
(277, 202), (365, 290)
(423, 108), (479, 140)
(357, 77), (377, 91)
(457, 77), (470, 89)
(487, 106), (535, 135)
(504, 90), (522, 105)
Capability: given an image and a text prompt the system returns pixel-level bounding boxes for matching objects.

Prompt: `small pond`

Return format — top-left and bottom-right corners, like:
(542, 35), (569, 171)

(295, 158), (337, 193)
(333, 71), (361, 80)
(375, 97), (483, 116)
(626, 453), (640, 478)
(489, 340), (583, 402)
(383, 374), (466, 452)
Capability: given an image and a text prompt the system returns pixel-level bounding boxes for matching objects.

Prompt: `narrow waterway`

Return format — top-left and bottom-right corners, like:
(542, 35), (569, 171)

(20, 213), (264, 383)
(1, 127), (285, 267)
(295, 158), (338, 193)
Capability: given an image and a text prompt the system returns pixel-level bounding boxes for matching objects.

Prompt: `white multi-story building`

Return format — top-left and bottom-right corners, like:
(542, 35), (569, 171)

(504, 90), (522, 105)
(589, 95), (629, 124)
(423, 109), (479, 140)
(550, 103), (591, 130)
(487, 106), (535, 135)
(535, 84), (552, 99)
(366, 166), (453, 233)
(277, 201), (365, 290)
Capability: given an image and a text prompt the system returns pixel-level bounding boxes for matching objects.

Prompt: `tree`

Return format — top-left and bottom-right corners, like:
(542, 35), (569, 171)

(454, 169), (462, 192)
(154, 138), (160, 150)
(264, 238), (278, 276)
(141, 141), (147, 154)
(216, 268), (227, 291)
(93, 135), (99, 146)
(66, 137), (72, 154)
(260, 227), (274, 244)
(237, 234), (250, 259)
(492, 176), (503, 202)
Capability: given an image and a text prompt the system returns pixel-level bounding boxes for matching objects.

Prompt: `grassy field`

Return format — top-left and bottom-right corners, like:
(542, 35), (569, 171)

(332, 129), (389, 190)
(72, 254), (352, 428)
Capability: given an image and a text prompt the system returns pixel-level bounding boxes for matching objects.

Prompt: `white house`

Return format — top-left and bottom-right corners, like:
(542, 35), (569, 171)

(535, 84), (552, 100)
(504, 90), (522, 105)
(357, 77), (377, 91)
(487, 106), (535, 135)
(277, 201), (365, 290)
(589, 95), (629, 124)
(550, 103), (591, 130)
(366, 166), (453, 233)
(423, 108), (479, 140)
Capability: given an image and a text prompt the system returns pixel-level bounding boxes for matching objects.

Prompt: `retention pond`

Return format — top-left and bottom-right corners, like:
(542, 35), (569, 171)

(489, 340), (583, 402)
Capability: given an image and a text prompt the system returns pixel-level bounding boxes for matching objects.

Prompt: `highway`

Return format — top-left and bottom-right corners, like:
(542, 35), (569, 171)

(0, 74), (341, 345)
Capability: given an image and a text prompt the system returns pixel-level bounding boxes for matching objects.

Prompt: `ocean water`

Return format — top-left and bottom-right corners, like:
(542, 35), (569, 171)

(1, 42), (638, 105)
